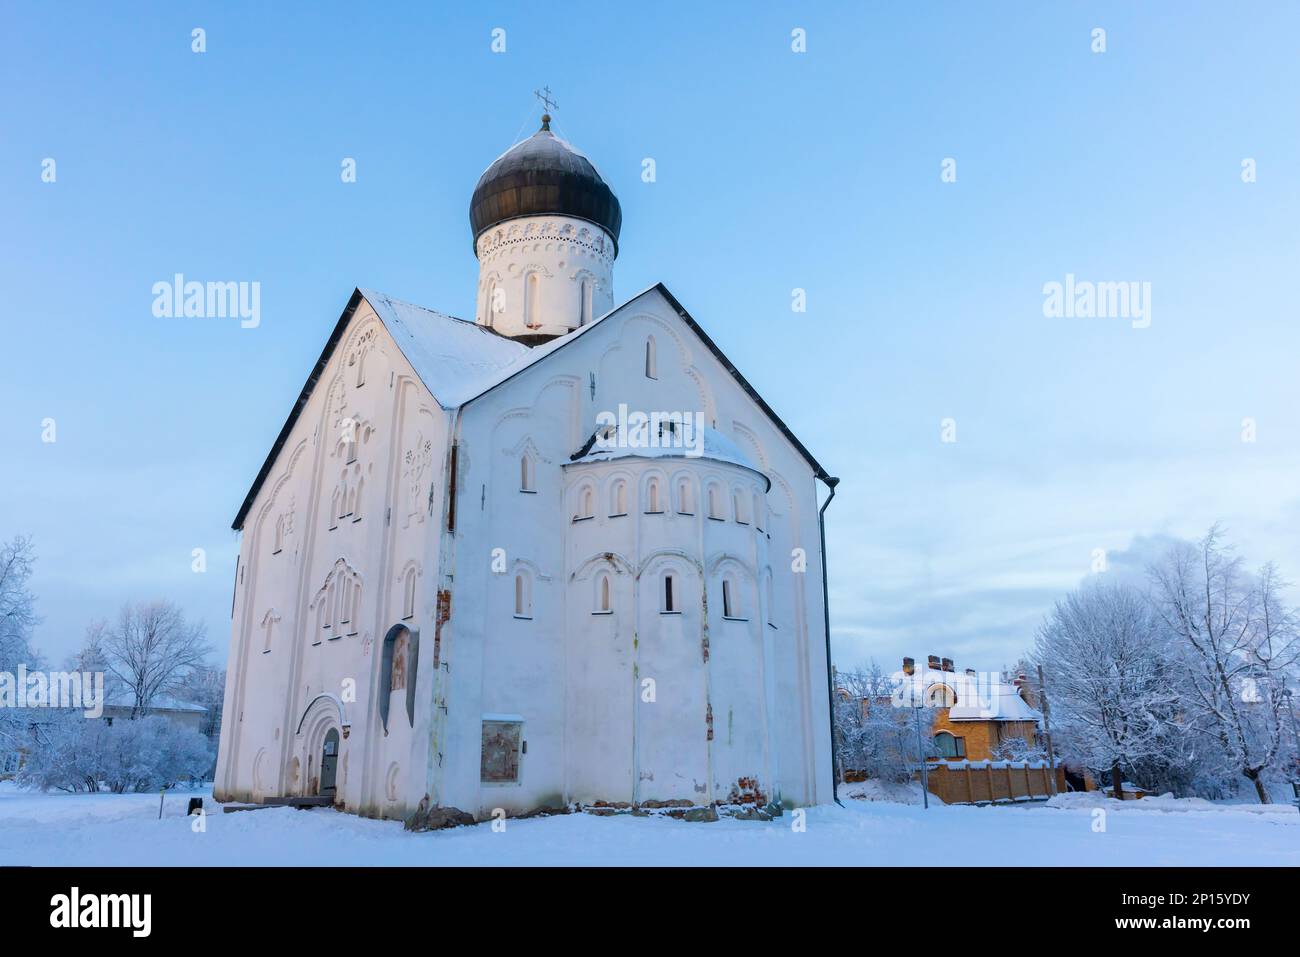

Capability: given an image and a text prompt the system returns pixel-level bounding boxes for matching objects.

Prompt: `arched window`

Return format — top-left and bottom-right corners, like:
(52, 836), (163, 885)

(402, 567), (417, 620)
(579, 276), (593, 325)
(934, 731), (965, 759)
(520, 454), (534, 492)
(575, 486), (594, 521)
(722, 578), (735, 618)
(350, 471), (364, 523)
(645, 478), (661, 513)
(927, 684), (957, 708)
(273, 515), (285, 554)
(355, 351), (366, 388)
(610, 479), (627, 516)
(677, 478), (693, 514)
(348, 579), (361, 636)
(324, 582), (336, 633)
(514, 572), (533, 619)
(661, 572), (677, 613)
(525, 272), (541, 328)
(754, 491), (766, 532)
(645, 336), (657, 379)
(733, 488), (749, 524)
(343, 420), (358, 464)
(485, 278), (500, 326)
(594, 572), (612, 613)
(707, 483), (724, 520)
(329, 487), (341, 530)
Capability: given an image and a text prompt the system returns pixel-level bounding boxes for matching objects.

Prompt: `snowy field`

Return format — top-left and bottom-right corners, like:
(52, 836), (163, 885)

(0, 781), (1296, 867)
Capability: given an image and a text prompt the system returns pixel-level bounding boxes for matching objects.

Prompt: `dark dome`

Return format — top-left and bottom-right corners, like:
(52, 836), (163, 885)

(470, 119), (621, 254)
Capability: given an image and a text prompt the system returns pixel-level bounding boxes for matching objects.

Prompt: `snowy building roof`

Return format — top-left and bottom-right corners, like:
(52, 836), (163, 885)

(568, 425), (770, 488)
(891, 668), (1042, 724)
(231, 284), (831, 530)
(103, 692), (207, 714)
(360, 288), (529, 408)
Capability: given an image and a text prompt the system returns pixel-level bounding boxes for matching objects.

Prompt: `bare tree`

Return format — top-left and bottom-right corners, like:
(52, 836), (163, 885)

(1034, 581), (1182, 799)
(102, 601), (211, 716)
(1149, 526), (1300, 803)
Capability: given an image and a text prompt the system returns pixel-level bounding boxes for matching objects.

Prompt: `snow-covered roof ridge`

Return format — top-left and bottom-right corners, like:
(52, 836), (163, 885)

(889, 667), (1043, 724)
(359, 288), (529, 410)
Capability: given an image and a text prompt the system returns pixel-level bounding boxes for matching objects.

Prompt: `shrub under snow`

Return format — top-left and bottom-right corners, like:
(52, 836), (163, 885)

(18, 714), (212, 793)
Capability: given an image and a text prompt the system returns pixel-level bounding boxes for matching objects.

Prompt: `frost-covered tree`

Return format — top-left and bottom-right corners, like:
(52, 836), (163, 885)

(0, 535), (41, 767)
(991, 735), (1047, 763)
(103, 601), (210, 716)
(178, 664), (226, 739)
(1148, 526), (1300, 803)
(1034, 581), (1183, 799)
(18, 714), (211, 793)
(834, 661), (933, 783)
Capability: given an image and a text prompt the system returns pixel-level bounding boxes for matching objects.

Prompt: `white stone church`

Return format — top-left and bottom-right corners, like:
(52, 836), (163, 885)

(215, 115), (836, 820)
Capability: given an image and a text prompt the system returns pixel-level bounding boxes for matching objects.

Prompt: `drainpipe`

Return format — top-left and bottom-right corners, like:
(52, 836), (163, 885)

(817, 475), (841, 806)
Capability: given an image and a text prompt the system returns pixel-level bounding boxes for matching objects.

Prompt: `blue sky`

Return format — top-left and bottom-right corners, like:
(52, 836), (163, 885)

(3, 1), (1298, 672)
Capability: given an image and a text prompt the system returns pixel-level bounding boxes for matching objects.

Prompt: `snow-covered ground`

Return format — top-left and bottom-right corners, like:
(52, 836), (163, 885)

(0, 782), (1295, 866)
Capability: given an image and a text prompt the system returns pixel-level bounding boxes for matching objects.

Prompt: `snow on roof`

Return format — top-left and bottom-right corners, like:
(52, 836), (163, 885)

(232, 283), (831, 530)
(569, 425), (766, 480)
(891, 668), (1042, 724)
(360, 289), (529, 409)
(103, 693), (207, 713)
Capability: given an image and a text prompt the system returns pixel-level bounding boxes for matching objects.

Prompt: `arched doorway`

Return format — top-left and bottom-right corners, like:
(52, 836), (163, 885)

(319, 728), (340, 797)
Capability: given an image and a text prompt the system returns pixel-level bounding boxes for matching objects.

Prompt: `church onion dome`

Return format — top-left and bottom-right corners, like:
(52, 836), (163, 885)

(469, 115), (622, 255)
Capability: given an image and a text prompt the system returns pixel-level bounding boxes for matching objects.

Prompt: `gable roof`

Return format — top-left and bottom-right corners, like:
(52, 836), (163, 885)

(232, 284), (831, 530)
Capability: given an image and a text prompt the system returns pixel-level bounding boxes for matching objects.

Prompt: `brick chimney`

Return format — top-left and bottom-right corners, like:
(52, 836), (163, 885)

(941, 657), (955, 673)
(927, 654), (941, 672)
(902, 657), (915, 676)
(965, 668), (977, 677)
(1015, 672), (1031, 703)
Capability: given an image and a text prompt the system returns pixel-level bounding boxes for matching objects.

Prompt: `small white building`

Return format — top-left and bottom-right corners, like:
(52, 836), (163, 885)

(214, 116), (837, 819)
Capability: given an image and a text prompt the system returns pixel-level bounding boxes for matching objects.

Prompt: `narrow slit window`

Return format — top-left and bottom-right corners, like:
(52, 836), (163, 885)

(707, 484), (723, 520)
(662, 573), (676, 613)
(646, 479), (661, 513)
(645, 336), (657, 379)
(520, 454), (534, 492)
(525, 272), (541, 328)
(403, 567), (416, 620)
(514, 572), (532, 618)
(576, 486), (594, 520)
(677, 479), (693, 514)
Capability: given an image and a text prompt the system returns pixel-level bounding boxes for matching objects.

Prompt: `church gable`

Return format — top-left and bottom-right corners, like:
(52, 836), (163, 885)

(461, 283), (830, 485)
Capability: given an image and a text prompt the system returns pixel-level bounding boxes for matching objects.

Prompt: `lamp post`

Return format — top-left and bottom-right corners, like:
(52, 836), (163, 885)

(913, 701), (929, 810)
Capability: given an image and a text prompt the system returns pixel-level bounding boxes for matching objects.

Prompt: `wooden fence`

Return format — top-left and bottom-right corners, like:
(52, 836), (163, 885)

(920, 760), (1066, 805)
